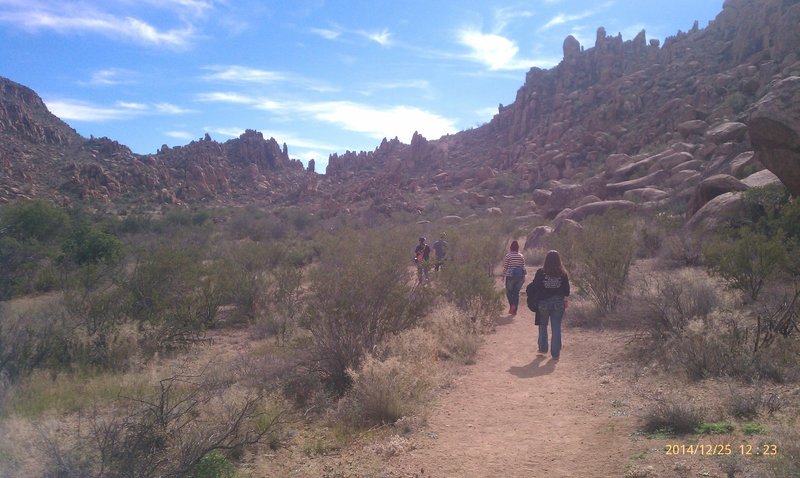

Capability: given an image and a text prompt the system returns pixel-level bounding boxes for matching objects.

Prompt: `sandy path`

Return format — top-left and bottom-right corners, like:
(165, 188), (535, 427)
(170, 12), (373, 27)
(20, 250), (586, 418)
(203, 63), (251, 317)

(386, 304), (638, 478)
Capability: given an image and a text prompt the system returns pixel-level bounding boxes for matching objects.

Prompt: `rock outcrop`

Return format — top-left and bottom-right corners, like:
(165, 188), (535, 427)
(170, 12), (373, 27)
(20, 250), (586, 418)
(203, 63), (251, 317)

(748, 76), (800, 196)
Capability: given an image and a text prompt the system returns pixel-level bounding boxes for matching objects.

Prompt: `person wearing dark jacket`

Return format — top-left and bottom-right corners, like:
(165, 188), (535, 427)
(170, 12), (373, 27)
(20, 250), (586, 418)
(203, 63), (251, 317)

(528, 250), (570, 360)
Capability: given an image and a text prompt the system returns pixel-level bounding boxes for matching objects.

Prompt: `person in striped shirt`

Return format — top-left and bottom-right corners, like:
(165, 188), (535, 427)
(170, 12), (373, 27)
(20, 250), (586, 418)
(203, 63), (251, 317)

(502, 240), (526, 315)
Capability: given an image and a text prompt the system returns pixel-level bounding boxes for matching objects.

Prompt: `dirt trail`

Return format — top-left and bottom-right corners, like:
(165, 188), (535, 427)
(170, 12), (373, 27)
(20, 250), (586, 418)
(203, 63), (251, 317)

(387, 304), (639, 478)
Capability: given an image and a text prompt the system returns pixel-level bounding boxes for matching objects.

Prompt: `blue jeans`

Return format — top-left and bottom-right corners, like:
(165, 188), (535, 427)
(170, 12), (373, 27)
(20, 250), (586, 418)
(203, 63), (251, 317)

(505, 276), (525, 307)
(538, 297), (565, 358)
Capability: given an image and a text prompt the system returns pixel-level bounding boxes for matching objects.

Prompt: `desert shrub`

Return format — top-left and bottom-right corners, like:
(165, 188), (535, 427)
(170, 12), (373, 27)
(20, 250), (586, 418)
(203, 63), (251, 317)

(704, 229), (785, 302)
(671, 313), (753, 380)
(636, 211), (682, 259)
(0, 199), (69, 243)
(768, 421), (800, 478)
(726, 385), (767, 419)
(0, 298), (84, 380)
(41, 372), (277, 478)
(304, 228), (435, 393)
(436, 225), (504, 324)
(556, 210), (637, 314)
(378, 327), (439, 365)
(642, 398), (705, 435)
(192, 451), (238, 478)
(660, 232), (704, 267)
(431, 307), (483, 365)
(338, 355), (433, 428)
(62, 222), (123, 266)
(638, 270), (720, 340)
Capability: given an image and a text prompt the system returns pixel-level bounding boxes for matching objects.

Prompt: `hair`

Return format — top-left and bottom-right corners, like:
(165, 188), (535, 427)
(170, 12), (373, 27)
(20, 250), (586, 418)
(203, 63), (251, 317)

(419, 237), (426, 242)
(510, 240), (519, 252)
(543, 250), (567, 277)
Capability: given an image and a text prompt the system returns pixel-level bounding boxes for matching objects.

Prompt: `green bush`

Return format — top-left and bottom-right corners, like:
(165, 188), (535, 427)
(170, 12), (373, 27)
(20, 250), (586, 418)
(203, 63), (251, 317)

(557, 211), (637, 314)
(193, 451), (238, 478)
(704, 229), (785, 302)
(436, 225), (504, 325)
(0, 199), (68, 243)
(304, 228), (435, 393)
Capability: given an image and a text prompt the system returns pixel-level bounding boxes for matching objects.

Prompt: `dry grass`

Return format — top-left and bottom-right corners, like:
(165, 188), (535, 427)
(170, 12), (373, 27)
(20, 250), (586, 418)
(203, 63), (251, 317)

(427, 304), (483, 365)
(1, 370), (151, 419)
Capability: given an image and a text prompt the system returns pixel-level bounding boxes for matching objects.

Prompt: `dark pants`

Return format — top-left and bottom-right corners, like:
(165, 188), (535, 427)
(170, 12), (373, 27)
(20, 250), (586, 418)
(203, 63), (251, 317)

(505, 276), (525, 307)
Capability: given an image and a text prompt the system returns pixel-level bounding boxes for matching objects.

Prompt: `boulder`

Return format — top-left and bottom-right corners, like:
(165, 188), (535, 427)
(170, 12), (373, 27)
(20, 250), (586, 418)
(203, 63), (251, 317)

(705, 122), (748, 144)
(670, 170), (703, 189)
(728, 151), (759, 178)
(486, 207), (503, 216)
(523, 225), (553, 250)
(623, 188), (670, 202)
(547, 183), (583, 213)
(440, 215), (463, 224)
(576, 195), (601, 207)
(688, 174), (748, 216)
(531, 189), (552, 206)
(605, 153), (631, 172)
(686, 192), (745, 231)
(748, 76), (800, 196)
(741, 169), (781, 188)
(677, 120), (710, 137)
(606, 170), (669, 196)
(565, 200), (636, 222)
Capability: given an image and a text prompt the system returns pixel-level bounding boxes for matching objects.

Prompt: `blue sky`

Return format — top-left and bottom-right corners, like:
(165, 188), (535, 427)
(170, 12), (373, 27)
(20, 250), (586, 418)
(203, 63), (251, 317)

(1, 0), (724, 170)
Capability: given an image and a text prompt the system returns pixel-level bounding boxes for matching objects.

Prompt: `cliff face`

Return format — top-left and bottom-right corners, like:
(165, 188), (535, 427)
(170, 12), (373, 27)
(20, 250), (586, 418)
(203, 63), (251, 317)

(1, 0), (799, 216)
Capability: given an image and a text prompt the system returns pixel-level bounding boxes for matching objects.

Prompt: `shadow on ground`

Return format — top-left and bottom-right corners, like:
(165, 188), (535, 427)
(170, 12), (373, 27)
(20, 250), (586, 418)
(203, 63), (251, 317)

(508, 355), (557, 378)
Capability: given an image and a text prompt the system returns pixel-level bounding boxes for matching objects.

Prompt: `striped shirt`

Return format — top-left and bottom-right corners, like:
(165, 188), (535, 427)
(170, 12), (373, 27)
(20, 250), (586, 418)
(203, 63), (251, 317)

(502, 252), (526, 277)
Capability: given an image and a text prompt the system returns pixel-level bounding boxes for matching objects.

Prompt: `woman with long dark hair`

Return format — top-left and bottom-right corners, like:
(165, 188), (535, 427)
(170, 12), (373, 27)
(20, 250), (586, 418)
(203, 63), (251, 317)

(529, 250), (570, 359)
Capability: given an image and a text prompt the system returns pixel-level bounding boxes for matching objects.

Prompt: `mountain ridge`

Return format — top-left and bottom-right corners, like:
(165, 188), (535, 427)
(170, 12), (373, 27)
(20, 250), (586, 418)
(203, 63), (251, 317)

(1, 0), (798, 224)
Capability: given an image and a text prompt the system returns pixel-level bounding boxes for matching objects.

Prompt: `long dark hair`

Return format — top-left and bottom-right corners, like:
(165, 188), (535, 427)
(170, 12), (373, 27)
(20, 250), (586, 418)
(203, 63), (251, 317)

(543, 250), (567, 277)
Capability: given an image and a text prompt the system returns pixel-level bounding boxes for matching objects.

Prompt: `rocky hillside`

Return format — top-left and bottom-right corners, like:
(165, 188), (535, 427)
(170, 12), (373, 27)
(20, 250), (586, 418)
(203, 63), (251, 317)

(1, 0), (798, 226)
(0, 77), (310, 207)
(325, 0), (799, 224)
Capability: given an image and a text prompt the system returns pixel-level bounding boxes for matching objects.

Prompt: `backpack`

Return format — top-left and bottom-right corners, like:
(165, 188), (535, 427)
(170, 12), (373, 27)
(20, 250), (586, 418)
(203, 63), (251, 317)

(525, 280), (539, 313)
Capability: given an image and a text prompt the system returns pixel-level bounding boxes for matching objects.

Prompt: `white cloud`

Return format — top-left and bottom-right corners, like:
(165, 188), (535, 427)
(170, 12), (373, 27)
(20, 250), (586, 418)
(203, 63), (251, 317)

(195, 91), (254, 104)
(165, 130), (196, 140)
(115, 101), (148, 110)
(358, 80), (431, 97)
(540, 2), (615, 31)
(312, 24), (392, 47)
(310, 27), (340, 40)
(359, 28), (391, 46)
(493, 6), (533, 33)
(46, 99), (137, 121)
(459, 30), (519, 70)
(155, 102), (194, 114)
(201, 65), (290, 83)
(86, 68), (136, 86)
(258, 100), (457, 141)
(0, 3), (196, 48)
(45, 98), (193, 121)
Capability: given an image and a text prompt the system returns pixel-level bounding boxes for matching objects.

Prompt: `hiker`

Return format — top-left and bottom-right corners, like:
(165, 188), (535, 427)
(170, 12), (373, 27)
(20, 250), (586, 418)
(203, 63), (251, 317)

(528, 250), (570, 360)
(432, 233), (448, 272)
(501, 240), (526, 315)
(414, 236), (431, 283)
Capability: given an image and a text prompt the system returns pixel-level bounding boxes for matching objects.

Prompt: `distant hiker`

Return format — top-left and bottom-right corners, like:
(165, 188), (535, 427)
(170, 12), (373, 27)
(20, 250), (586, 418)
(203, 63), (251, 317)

(527, 250), (570, 360)
(414, 236), (431, 283)
(502, 240), (526, 315)
(432, 233), (448, 272)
